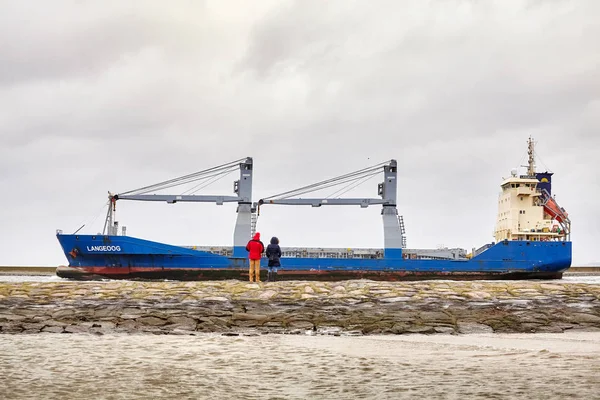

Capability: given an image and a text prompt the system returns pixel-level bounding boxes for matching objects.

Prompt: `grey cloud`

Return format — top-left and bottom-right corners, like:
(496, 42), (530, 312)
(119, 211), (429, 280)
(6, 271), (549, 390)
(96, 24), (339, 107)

(0, 1), (213, 85)
(0, 0), (598, 266)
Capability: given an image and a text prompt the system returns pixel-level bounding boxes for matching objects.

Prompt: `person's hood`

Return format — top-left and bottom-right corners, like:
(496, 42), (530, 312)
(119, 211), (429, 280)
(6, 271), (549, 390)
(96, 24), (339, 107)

(253, 232), (260, 240)
(270, 237), (279, 245)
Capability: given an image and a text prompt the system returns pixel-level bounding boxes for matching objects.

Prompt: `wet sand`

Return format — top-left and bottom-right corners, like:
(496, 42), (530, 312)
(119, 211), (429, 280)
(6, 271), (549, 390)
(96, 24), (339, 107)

(2, 332), (599, 399)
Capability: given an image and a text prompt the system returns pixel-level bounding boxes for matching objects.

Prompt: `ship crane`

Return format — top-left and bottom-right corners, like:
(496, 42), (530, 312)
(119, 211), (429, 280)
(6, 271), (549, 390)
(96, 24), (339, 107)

(102, 157), (255, 257)
(256, 159), (406, 257)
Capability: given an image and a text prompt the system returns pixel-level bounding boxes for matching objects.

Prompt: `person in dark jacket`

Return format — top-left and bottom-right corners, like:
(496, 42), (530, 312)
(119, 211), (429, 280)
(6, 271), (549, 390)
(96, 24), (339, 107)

(265, 236), (282, 282)
(245, 232), (264, 282)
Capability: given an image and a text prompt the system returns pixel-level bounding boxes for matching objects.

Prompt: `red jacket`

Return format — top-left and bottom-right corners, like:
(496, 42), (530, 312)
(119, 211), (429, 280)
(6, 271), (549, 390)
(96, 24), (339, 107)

(245, 233), (265, 260)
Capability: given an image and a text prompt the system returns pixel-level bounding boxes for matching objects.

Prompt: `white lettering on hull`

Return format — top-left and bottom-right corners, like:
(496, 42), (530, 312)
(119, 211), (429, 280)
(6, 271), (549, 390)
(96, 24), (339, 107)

(86, 245), (122, 252)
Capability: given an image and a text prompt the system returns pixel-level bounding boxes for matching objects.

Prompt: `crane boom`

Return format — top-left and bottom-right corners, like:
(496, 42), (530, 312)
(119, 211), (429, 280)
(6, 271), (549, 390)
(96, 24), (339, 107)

(258, 198), (388, 208)
(258, 159), (397, 207)
(114, 194), (242, 205)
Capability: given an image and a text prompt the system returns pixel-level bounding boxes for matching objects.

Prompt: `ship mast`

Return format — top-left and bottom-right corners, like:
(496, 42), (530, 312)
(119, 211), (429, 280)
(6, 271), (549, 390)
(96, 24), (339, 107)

(527, 136), (536, 176)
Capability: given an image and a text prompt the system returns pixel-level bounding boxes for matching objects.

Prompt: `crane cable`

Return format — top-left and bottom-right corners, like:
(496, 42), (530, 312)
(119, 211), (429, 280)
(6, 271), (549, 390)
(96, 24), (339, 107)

(134, 164), (240, 195)
(119, 158), (246, 196)
(326, 170), (380, 198)
(262, 160), (390, 200)
(183, 167), (238, 195)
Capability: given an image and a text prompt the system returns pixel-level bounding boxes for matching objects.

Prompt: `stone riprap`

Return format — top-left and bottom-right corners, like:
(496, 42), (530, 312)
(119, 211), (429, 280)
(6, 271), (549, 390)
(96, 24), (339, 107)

(1, 280), (599, 335)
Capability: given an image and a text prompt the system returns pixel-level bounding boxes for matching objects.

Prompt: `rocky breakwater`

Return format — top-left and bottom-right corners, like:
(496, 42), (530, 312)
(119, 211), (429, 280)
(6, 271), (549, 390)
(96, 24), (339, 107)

(1, 280), (599, 335)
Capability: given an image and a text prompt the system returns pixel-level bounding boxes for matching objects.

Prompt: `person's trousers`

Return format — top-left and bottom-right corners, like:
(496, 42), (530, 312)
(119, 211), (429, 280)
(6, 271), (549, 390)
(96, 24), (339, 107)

(249, 259), (261, 282)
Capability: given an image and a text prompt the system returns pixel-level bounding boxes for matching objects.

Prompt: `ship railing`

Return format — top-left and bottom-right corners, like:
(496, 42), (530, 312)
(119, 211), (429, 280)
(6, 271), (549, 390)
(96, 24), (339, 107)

(185, 245), (467, 260)
(473, 243), (494, 257)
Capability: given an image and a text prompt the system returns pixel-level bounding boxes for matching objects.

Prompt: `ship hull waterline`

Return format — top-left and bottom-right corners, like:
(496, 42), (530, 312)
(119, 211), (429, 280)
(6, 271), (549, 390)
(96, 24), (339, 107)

(56, 234), (572, 282)
(55, 265), (564, 281)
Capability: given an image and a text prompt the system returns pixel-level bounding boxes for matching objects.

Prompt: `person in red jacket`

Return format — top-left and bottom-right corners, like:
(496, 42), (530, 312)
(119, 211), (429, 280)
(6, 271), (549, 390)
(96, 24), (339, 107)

(245, 232), (265, 282)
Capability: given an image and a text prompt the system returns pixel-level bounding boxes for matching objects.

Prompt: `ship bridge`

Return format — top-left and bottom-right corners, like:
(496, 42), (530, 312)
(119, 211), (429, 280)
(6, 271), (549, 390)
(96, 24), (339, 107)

(494, 137), (570, 242)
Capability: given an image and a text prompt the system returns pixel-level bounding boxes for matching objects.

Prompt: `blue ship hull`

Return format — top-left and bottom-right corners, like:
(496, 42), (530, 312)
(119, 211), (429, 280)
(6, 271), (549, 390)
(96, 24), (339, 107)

(56, 234), (572, 281)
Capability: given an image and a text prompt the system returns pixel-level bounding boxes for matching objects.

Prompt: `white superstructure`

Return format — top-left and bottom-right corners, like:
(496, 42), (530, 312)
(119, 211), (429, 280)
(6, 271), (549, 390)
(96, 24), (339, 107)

(494, 137), (570, 242)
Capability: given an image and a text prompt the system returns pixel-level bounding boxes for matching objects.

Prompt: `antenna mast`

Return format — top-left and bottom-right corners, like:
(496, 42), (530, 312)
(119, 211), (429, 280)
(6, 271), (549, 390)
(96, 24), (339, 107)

(527, 136), (536, 176)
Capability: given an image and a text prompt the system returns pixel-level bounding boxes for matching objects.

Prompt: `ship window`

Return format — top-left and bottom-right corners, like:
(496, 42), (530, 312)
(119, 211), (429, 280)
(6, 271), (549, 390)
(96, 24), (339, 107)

(520, 197), (523, 201)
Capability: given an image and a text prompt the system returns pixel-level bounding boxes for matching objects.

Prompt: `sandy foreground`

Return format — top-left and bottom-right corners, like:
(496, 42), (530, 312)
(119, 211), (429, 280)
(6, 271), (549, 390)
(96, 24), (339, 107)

(1, 331), (599, 399)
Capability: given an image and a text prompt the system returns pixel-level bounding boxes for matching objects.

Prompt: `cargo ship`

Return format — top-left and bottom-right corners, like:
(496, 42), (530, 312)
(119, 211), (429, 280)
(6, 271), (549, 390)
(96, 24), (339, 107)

(56, 138), (572, 281)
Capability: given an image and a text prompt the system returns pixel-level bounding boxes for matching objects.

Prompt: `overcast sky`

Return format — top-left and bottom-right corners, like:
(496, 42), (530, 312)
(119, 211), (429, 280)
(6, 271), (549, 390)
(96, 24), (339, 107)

(1, 0), (598, 266)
